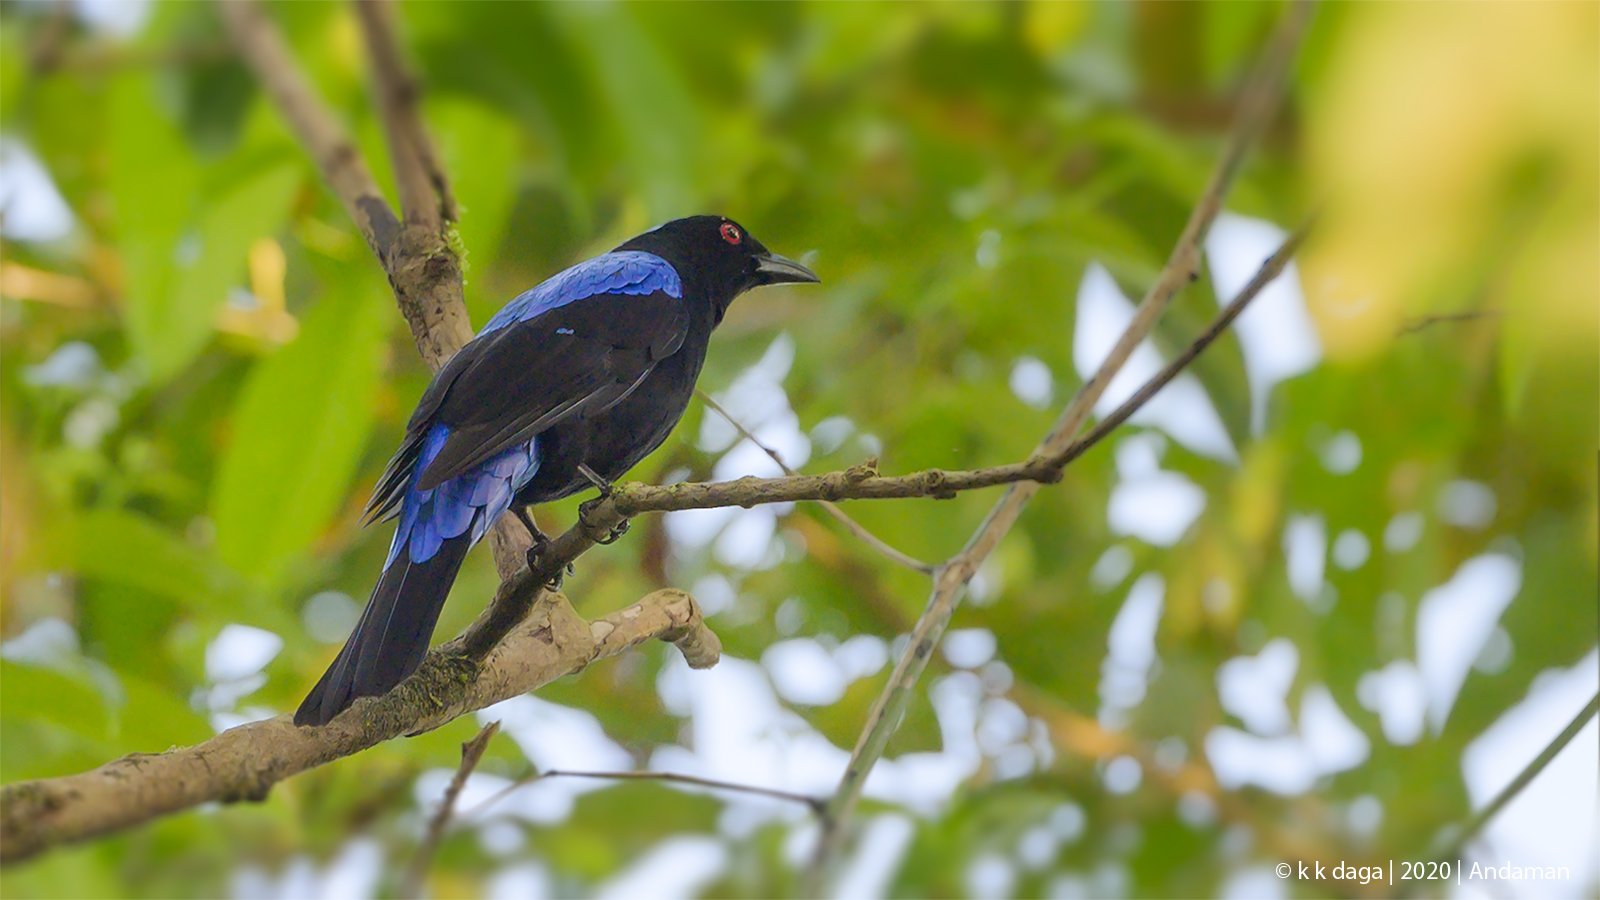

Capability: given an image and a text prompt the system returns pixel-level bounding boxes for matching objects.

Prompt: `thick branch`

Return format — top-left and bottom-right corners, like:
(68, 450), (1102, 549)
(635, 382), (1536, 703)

(0, 590), (716, 863)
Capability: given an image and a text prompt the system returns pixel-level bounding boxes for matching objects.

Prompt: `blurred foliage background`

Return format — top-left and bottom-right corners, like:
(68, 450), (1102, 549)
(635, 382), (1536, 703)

(1, 2), (1595, 898)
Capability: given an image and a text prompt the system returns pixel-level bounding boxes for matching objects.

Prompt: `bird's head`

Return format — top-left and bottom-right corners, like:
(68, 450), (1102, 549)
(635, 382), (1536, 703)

(617, 215), (820, 322)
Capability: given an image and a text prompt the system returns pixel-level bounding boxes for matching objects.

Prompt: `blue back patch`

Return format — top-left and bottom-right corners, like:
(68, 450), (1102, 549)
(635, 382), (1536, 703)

(480, 251), (682, 336)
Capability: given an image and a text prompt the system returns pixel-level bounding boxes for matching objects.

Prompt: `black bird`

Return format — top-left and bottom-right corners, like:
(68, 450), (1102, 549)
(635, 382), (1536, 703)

(296, 216), (819, 726)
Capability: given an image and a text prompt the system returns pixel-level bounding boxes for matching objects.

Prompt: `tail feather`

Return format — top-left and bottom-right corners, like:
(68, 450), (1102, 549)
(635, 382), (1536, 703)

(294, 534), (472, 727)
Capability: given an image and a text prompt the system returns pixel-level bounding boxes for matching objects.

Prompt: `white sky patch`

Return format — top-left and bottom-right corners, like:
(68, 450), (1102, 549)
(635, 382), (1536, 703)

(1384, 511), (1425, 553)
(809, 416), (855, 455)
(1460, 648), (1599, 899)
(763, 638), (848, 706)
(0, 139), (75, 243)
(1318, 429), (1362, 475)
(652, 656), (988, 824)
(1331, 528), (1371, 571)
(965, 852), (1016, 900)
(302, 591), (360, 644)
(464, 695), (633, 825)
(233, 837), (384, 900)
(831, 814), (915, 900)
(827, 636), (882, 682)
(201, 624), (283, 729)
(1206, 727), (1316, 795)
(675, 334), (811, 572)
(1437, 479), (1497, 530)
(1102, 755), (1143, 794)
(1098, 573), (1166, 723)
(1009, 356), (1054, 409)
(1107, 435), (1207, 547)
(596, 835), (728, 900)
(76, 0), (152, 36)
(1357, 660), (1427, 745)
(1073, 262), (1238, 463)
(1207, 682), (1369, 795)
(699, 333), (796, 453)
(1216, 638), (1298, 736)
(943, 628), (998, 669)
(663, 505), (739, 548)
(1203, 212), (1322, 436)
(690, 574), (737, 617)
(1089, 544), (1134, 592)
(488, 863), (552, 900)
(24, 341), (103, 389)
(713, 508), (780, 570)
(1416, 553), (1522, 733)
(1298, 683), (1370, 774)
(1282, 514), (1327, 603)
(1219, 866), (1288, 900)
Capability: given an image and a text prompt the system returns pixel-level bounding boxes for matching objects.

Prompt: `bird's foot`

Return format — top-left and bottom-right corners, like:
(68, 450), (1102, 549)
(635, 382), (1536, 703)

(516, 508), (570, 588)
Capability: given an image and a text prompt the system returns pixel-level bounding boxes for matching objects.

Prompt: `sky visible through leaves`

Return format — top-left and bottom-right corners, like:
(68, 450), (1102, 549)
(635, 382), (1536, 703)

(1, 2), (1596, 899)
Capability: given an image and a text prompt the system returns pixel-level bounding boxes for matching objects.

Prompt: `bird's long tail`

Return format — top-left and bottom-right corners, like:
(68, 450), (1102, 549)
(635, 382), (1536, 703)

(294, 533), (472, 726)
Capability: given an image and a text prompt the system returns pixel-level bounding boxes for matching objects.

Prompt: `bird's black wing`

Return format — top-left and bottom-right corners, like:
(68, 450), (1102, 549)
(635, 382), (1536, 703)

(404, 290), (688, 493)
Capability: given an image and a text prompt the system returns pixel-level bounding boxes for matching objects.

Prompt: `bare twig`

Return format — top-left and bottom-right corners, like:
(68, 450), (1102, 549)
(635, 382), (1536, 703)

(464, 768), (824, 822)
(216, 2), (399, 277)
(403, 721), (501, 900)
(1429, 691), (1599, 863)
(803, 3), (1314, 892)
(1056, 218), (1312, 471)
(353, 0), (458, 227)
(1397, 309), (1502, 336)
(695, 389), (935, 574)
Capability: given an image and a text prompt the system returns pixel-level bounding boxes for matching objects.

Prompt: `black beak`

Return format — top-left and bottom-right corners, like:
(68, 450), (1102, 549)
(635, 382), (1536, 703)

(754, 252), (821, 285)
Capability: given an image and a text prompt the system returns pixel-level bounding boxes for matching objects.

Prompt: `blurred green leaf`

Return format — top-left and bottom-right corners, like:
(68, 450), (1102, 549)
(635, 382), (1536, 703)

(210, 273), (389, 584)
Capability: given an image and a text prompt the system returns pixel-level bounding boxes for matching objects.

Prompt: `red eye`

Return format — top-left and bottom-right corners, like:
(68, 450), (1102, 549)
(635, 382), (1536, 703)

(720, 222), (741, 245)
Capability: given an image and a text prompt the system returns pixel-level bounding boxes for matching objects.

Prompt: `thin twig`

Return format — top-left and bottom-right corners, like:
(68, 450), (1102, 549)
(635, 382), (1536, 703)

(695, 389), (935, 574)
(217, 1), (401, 270)
(1056, 218), (1312, 470)
(803, 3), (1314, 893)
(403, 721), (501, 900)
(462, 768), (824, 821)
(1431, 692), (1599, 862)
(1397, 309), (1502, 336)
(352, 0), (457, 227)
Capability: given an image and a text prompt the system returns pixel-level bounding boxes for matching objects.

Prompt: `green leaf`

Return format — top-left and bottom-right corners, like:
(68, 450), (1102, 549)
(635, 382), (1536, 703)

(210, 274), (390, 583)
(109, 73), (198, 382)
(54, 509), (241, 611)
(549, 2), (701, 220)
(0, 661), (109, 743)
(110, 72), (302, 382)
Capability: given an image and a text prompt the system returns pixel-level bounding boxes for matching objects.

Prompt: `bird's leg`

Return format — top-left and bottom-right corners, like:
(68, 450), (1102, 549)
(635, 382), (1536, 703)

(576, 463), (613, 497)
(575, 464), (630, 545)
(515, 506), (570, 589)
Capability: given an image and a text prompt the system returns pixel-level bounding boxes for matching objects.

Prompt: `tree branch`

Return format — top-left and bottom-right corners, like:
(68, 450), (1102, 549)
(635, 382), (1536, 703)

(353, 0), (457, 228)
(0, 590), (717, 863)
(695, 389), (935, 574)
(219, 0), (531, 582)
(465, 769), (824, 822)
(803, 2), (1315, 891)
(1428, 691), (1599, 863)
(403, 720), (501, 900)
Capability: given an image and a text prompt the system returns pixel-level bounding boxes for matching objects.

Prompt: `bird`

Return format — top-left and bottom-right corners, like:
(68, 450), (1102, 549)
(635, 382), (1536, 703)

(295, 216), (819, 726)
